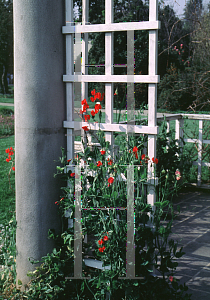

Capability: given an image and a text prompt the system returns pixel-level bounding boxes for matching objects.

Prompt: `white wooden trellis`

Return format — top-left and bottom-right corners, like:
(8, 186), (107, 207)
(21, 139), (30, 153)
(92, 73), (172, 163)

(63, 0), (160, 279)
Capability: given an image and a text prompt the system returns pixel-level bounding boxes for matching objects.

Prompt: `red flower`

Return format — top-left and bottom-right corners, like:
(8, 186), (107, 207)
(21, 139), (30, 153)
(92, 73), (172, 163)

(91, 89), (96, 96)
(169, 276), (173, 282)
(6, 156), (11, 162)
(83, 103), (89, 113)
(81, 98), (87, 105)
(55, 201), (59, 205)
(99, 246), (106, 253)
(60, 197), (64, 201)
(107, 158), (113, 165)
(5, 148), (9, 154)
(97, 161), (102, 167)
(95, 103), (102, 114)
(82, 126), (89, 131)
(101, 150), (106, 155)
(96, 92), (101, 100)
(91, 110), (95, 117)
(12, 166), (15, 171)
(103, 235), (109, 241)
(108, 177), (114, 186)
(152, 157), (158, 164)
(98, 93), (103, 101)
(90, 97), (95, 102)
(141, 154), (145, 160)
(133, 146), (138, 153)
(98, 239), (104, 245)
(84, 114), (90, 122)
(67, 159), (71, 163)
(70, 173), (75, 177)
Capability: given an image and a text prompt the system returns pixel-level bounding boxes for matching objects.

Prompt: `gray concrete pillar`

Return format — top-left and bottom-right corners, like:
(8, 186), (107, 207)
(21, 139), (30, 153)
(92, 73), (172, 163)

(14, 0), (66, 289)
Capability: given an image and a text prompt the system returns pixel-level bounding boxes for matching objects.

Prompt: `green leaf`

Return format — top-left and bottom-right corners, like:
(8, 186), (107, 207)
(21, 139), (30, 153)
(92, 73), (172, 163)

(17, 279), (22, 285)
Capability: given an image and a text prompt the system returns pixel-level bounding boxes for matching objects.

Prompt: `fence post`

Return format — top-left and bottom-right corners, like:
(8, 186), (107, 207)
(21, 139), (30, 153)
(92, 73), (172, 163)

(14, 0), (65, 289)
(198, 120), (203, 186)
(175, 117), (184, 152)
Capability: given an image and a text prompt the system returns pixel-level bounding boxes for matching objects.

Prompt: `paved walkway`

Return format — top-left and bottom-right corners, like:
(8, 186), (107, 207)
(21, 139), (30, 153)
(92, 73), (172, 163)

(171, 187), (210, 300)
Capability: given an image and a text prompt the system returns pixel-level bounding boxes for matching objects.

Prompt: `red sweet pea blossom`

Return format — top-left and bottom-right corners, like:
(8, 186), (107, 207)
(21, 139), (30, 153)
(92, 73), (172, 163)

(103, 235), (109, 241)
(107, 158), (113, 165)
(90, 97), (95, 102)
(95, 103), (102, 113)
(12, 166), (15, 171)
(133, 146), (138, 153)
(133, 146), (138, 159)
(169, 276), (173, 282)
(91, 110), (96, 117)
(84, 114), (90, 122)
(70, 173), (75, 177)
(82, 126), (89, 131)
(101, 150), (106, 155)
(55, 201), (59, 205)
(98, 239), (104, 245)
(141, 154), (145, 160)
(108, 177), (114, 187)
(99, 246), (106, 253)
(6, 157), (11, 162)
(97, 161), (102, 167)
(152, 157), (158, 164)
(91, 89), (96, 96)
(175, 170), (181, 180)
(81, 98), (87, 105)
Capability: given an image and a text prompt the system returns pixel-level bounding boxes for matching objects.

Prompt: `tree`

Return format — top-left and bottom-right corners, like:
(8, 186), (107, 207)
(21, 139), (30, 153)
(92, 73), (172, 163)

(0, 0), (13, 94)
(73, 0), (190, 109)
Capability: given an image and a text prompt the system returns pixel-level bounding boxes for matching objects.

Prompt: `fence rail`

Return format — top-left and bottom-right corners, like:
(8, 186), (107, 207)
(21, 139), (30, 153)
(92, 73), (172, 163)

(74, 112), (210, 188)
(157, 113), (210, 188)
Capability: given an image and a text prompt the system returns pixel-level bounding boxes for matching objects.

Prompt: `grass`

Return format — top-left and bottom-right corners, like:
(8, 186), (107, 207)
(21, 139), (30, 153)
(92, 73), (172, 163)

(0, 97), (14, 104)
(0, 86), (14, 104)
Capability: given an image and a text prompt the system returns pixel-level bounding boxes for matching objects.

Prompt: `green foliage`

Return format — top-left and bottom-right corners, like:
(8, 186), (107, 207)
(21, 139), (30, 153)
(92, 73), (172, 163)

(0, 135), (15, 224)
(156, 119), (192, 201)
(0, 114), (14, 136)
(3, 128), (192, 299)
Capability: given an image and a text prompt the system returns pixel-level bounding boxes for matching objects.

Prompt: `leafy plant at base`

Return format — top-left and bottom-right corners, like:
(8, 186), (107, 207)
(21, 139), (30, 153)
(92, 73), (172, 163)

(0, 91), (192, 299)
(7, 128), (191, 299)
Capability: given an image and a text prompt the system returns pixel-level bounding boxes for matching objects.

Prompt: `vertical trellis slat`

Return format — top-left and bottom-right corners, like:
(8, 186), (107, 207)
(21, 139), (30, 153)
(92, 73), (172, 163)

(147, 0), (158, 207)
(105, 0), (114, 154)
(66, 0), (74, 161)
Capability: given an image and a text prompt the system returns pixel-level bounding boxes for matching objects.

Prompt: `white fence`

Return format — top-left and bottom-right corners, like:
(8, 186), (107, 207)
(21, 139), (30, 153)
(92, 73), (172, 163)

(157, 113), (210, 188)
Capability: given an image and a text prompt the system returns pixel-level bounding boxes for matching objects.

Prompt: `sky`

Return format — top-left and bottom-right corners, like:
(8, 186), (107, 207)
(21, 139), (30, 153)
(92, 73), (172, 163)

(162, 0), (209, 17)
(74, 0), (210, 19)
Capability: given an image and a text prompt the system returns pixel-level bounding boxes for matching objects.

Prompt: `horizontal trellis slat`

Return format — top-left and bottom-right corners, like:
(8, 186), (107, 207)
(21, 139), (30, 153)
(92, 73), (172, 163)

(63, 21), (161, 34)
(193, 161), (210, 167)
(63, 121), (159, 135)
(63, 74), (160, 83)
